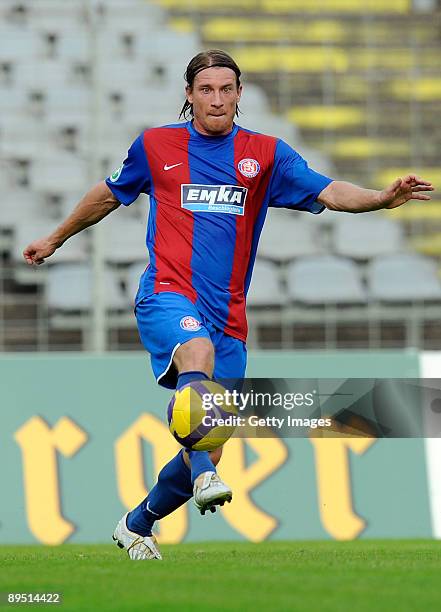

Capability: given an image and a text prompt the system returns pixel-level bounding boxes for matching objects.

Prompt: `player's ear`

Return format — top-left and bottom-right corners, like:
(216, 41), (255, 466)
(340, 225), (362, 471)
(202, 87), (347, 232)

(237, 84), (243, 103)
(186, 85), (193, 104)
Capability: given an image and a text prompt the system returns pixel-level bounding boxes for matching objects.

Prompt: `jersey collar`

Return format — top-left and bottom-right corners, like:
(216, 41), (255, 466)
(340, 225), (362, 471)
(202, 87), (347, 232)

(187, 120), (239, 141)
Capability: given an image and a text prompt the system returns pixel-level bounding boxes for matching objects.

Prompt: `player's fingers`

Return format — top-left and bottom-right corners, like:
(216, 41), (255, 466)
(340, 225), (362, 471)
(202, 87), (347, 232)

(411, 193), (431, 200)
(405, 174), (432, 186)
(23, 249), (36, 265)
(411, 185), (434, 192)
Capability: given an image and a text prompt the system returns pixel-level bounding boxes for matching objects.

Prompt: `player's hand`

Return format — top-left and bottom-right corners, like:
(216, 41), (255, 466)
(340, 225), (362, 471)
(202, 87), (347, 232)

(23, 237), (58, 266)
(379, 175), (434, 209)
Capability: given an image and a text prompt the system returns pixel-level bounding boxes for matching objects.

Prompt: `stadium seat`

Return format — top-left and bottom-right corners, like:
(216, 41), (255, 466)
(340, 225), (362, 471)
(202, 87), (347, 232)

(155, 0), (255, 9)
(101, 214), (148, 264)
(46, 263), (127, 311)
(260, 0), (410, 13)
(29, 155), (88, 192)
(230, 47), (348, 73)
(202, 18), (345, 43)
(386, 203), (441, 222)
(286, 106), (365, 130)
(0, 87), (27, 114)
(259, 211), (322, 262)
(0, 191), (46, 232)
(0, 26), (44, 61)
(410, 233), (441, 257)
(43, 87), (91, 122)
(246, 260), (286, 307)
(52, 30), (89, 62)
(14, 59), (70, 88)
(29, 4), (85, 31)
(328, 137), (410, 159)
(239, 83), (270, 114)
(0, 116), (50, 158)
(12, 219), (88, 264)
(368, 254), (441, 301)
(333, 214), (405, 259)
(287, 255), (366, 304)
(376, 168), (441, 189)
(390, 78), (441, 101)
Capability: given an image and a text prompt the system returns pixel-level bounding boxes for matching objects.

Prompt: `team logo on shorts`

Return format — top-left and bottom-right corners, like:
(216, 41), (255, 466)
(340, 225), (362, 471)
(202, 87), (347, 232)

(180, 316), (202, 331)
(238, 158), (260, 178)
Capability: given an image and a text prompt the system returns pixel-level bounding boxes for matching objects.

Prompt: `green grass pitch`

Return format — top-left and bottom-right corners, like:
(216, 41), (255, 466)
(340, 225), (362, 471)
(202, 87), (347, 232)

(0, 541), (440, 611)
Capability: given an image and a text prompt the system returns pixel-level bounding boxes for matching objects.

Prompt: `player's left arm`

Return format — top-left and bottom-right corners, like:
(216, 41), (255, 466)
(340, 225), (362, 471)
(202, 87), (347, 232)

(317, 175), (434, 213)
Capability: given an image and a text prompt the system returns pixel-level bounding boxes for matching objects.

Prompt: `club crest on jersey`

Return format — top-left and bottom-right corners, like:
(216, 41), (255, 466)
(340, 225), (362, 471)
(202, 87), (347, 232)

(180, 316), (202, 331)
(181, 184), (247, 215)
(238, 158), (260, 178)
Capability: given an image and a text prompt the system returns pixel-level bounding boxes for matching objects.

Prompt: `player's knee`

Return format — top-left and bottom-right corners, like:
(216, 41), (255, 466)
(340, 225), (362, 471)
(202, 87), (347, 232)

(174, 337), (214, 376)
(209, 446), (223, 466)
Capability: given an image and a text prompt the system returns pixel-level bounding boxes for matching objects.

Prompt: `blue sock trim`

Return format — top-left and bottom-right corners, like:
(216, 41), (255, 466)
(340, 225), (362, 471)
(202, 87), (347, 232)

(177, 370), (209, 390)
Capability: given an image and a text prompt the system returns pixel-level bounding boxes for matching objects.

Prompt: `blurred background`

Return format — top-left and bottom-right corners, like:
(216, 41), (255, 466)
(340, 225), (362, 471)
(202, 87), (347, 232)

(1, 0), (441, 353)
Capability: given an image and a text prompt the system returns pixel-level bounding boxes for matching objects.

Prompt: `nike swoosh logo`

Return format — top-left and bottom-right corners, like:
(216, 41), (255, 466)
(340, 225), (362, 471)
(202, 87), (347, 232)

(163, 163), (183, 171)
(146, 501), (160, 516)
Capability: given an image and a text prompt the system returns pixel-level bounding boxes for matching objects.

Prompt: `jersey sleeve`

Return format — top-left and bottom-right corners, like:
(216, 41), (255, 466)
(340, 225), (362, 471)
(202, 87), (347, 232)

(269, 139), (333, 214)
(105, 133), (152, 206)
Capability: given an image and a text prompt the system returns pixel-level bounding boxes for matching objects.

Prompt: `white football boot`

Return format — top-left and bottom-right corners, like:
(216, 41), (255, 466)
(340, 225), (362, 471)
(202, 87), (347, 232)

(112, 513), (162, 560)
(193, 471), (232, 515)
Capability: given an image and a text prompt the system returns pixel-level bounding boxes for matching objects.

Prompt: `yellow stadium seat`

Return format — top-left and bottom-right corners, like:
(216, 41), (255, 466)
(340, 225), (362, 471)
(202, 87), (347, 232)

(202, 18), (345, 43)
(326, 138), (410, 158)
(390, 78), (441, 101)
(376, 168), (441, 187)
(411, 234), (441, 256)
(286, 106), (365, 129)
(229, 47), (348, 73)
(261, 0), (410, 13)
(168, 17), (195, 34)
(386, 203), (441, 222)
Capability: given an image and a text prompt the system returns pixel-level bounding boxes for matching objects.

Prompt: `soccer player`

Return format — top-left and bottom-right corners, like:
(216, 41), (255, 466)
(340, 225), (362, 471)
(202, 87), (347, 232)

(23, 50), (433, 560)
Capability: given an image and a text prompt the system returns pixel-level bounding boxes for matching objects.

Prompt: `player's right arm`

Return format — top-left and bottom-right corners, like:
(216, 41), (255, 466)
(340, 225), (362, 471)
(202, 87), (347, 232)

(23, 181), (120, 266)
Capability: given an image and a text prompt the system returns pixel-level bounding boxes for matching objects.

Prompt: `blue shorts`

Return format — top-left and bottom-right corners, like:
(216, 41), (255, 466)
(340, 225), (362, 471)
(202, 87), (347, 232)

(135, 292), (247, 389)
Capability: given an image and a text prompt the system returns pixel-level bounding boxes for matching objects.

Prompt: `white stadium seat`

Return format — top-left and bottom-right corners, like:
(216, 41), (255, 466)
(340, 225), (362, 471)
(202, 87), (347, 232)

(0, 116), (52, 158)
(101, 214), (148, 264)
(333, 214), (405, 260)
(14, 59), (70, 88)
(29, 155), (88, 192)
(12, 219), (88, 264)
(287, 255), (366, 304)
(47, 263), (127, 311)
(44, 87), (91, 121)
(53, 30), (89, 62)
(368, 254), (441, 301)
(0, 191), (46, 232)
(0, 26), (44, 61)
(247, 260), (286, 307)
(0, 87), (27, 113)
(259, 210), (322, 262)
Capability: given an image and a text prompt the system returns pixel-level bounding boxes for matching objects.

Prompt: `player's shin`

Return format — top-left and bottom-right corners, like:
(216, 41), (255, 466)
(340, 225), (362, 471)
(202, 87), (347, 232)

(126, 449), (193, 536)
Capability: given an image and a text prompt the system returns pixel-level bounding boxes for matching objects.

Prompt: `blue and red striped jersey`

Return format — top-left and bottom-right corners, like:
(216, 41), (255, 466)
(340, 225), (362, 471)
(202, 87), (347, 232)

(105, 121), (332, 342)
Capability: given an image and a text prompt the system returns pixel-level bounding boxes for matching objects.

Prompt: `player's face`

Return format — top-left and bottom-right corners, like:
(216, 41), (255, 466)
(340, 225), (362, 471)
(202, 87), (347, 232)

(187, 67), (242, 136)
